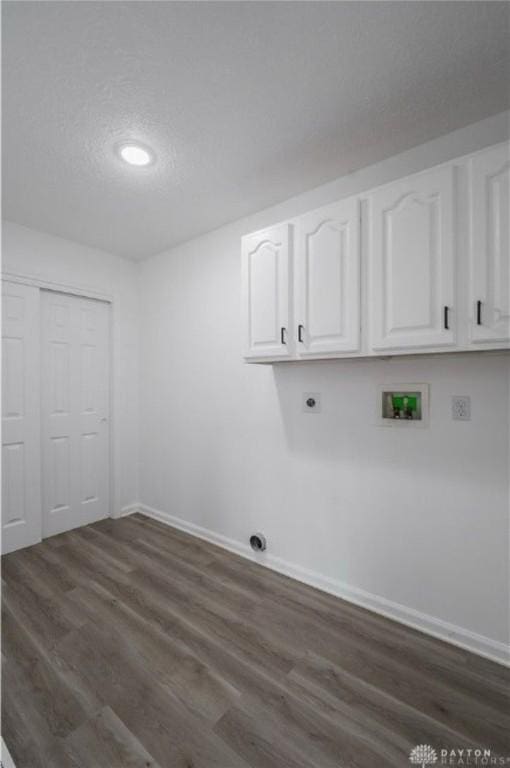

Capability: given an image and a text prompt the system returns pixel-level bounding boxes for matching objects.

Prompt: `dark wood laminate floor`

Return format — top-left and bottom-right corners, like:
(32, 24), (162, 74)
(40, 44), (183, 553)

(2, 513), (509, 768)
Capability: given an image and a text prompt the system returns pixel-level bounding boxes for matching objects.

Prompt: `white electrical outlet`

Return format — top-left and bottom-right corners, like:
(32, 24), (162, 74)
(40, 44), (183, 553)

(452, 395), (471, 421)
(303, 392), (321, 413)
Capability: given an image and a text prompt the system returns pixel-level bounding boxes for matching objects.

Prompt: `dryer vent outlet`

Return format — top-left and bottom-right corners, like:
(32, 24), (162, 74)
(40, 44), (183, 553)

(249, 533), (266, 552)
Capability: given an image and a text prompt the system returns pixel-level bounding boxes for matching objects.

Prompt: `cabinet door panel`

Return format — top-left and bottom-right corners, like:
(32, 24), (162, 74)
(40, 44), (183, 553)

(369, 165), (456, 352)
(469, 143), (510, 344)
(242, 224), (292, 359)
(295, 198), (360, 356)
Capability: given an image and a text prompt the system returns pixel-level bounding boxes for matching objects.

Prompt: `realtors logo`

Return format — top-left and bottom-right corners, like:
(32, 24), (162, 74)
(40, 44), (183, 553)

(409, 745), (438, 767)
(409, 745), (510, 766)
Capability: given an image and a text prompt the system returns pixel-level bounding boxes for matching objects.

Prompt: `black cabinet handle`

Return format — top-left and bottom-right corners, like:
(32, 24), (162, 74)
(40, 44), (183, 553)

(298, 324), (304, 343)
(477, 300), (482, 326)
(444, 306), (449, 330)
(280, 327), (286, 345)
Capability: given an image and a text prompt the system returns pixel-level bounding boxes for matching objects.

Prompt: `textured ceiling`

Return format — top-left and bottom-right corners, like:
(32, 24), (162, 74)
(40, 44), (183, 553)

(3, 1), (510, 260)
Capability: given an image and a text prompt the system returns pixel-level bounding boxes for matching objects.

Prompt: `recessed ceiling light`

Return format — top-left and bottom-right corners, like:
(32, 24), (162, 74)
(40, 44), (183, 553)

(118, 143), (154, 167)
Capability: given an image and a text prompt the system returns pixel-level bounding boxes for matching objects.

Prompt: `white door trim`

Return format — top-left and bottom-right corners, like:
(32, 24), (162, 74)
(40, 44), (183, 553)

(1, 270), (118, 522)
(1, 270), (113, 302)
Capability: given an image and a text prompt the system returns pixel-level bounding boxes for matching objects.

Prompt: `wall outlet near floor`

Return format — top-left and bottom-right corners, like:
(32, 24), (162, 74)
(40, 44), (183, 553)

(303, 392), (321, 413)
(452, 395), (471, 421)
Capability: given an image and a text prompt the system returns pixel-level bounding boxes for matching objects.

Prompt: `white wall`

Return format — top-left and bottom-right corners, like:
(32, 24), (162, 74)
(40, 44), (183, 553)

(2, 220), (140, 515)
(139, 112), (510, 663)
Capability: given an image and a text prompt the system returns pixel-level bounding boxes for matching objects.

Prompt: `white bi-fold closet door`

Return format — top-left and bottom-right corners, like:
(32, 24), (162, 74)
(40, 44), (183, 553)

(2, 282), (42, 553)
(41, 290), (110, 538)
(1, 283), (111, 553)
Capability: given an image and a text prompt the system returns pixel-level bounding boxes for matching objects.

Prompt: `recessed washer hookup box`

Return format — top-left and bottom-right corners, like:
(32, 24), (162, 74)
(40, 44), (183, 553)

(377, 383), (429, 428)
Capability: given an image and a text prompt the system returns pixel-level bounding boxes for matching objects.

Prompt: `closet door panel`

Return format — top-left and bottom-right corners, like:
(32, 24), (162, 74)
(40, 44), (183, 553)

(295, 197), (360, 356)
(77, 298), (110, 518)
(42, 291), (110, 538)
(1, 281), (41, 554)
(44, 294), (73, 529)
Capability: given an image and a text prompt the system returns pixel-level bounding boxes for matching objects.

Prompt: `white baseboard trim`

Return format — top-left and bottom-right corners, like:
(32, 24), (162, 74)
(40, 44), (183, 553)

(119, 503), (141, 518)
(138, 502), (510, 668)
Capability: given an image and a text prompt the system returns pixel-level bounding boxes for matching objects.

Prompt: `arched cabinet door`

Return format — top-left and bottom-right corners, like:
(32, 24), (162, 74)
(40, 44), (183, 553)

(295, 197), (361, 357)
(242, 223), (292, 360)
(368, 165), (456, 352)
(469, 143), (510, 345)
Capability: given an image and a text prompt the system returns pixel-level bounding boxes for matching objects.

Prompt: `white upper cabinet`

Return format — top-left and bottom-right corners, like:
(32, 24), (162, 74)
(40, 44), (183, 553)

(295, 197), (360, 357)
(368, 165), (456, 352)
(241, 141), (509, 363)
(242, 223), (292, 360)
(469, 143), (510, 345)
